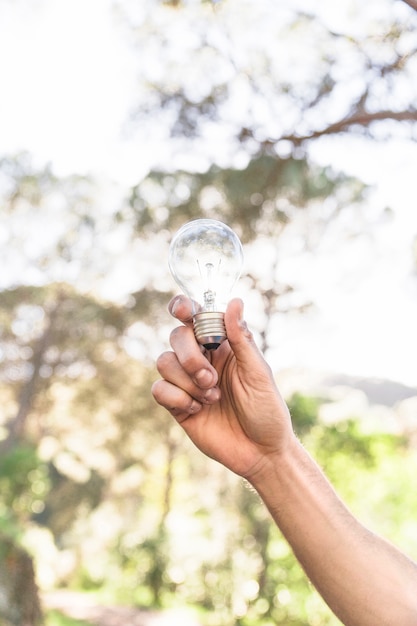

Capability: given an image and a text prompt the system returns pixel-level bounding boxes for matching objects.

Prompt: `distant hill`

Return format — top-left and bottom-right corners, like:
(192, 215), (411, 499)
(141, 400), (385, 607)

(323, 374), (417, 408)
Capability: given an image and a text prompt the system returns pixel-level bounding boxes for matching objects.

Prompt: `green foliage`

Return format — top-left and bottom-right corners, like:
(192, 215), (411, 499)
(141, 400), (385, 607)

(0, 445), (49, 535)
(306, 419), (405, 500)
(45, 611), (94, 626)
(55, 393), (414, 626)
(287, 392), (322, 437)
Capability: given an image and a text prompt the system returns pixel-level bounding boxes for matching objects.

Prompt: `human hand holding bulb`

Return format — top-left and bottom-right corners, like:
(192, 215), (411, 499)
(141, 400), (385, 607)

(154, 293), (292, 480)
(156, 218), (290, 474)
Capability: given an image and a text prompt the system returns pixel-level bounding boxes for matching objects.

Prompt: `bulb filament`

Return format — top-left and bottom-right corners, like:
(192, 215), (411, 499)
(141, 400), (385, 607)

(197, 260), (220, 312)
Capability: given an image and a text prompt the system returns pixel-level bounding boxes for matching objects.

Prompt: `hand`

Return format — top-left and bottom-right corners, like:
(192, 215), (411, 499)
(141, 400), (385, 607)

(152, 296), (294, 480)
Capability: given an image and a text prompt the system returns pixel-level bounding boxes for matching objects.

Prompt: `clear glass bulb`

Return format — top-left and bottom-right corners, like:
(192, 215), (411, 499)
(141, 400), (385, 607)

(169, 218), (244, 349)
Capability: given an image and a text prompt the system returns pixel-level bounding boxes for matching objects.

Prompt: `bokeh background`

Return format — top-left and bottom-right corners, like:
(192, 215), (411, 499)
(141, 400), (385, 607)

(1, 0), (417, 625)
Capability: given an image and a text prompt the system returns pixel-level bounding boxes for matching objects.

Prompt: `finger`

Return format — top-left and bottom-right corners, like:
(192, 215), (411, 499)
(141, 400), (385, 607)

(169, 295), (199, 327)
(169, 325), (218, 389)
(151, 379), (203, 422)
(156, 350), (221, 404)
(225, 299), (269, 373)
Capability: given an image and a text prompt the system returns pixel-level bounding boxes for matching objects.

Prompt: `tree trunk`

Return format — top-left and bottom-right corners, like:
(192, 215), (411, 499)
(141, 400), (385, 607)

(0, 534), (43, 626)
(0, 302), (58, 454)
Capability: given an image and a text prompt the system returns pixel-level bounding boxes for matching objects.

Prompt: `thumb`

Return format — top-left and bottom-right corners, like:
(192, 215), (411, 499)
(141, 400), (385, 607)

(224, 299), (265, 370)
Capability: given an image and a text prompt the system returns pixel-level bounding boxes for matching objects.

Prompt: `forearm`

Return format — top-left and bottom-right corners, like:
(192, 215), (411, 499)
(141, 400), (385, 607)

(249, 437), (417, 626)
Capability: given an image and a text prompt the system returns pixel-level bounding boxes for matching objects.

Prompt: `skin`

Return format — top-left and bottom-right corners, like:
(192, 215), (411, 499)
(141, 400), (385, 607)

(152, 296), (417, 626)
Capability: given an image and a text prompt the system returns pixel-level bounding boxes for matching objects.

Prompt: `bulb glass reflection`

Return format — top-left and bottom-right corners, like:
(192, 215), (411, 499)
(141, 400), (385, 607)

(169, 219), (243, 349)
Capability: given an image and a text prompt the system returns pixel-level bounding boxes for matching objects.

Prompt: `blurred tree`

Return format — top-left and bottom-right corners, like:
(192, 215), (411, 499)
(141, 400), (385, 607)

(125, 150), (365, 354)
(0, 283), (171, 538)
(0, 153), (185, 606)
(0, 153), (97, 287)
(0, 534), (43, 626)
(128, 155), (361, 240)
(114, 0), (417, 349)
(119, 0), (417, 162)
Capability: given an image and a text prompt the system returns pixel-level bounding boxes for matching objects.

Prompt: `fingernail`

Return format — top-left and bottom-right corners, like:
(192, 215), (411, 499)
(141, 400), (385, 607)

(203, 388), (220, 403)
(189, 400), (202, 414)
(195, 368), (214, 387)
(170, 296), (182, 316)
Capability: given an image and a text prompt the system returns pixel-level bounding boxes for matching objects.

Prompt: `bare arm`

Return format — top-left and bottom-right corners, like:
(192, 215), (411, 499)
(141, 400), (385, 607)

(251, 438), (417, 626)
(152, 296), (417, 625)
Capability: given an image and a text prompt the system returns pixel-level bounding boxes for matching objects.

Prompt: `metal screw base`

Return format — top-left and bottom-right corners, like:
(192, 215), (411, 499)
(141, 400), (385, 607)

(193, 311), (226, 350)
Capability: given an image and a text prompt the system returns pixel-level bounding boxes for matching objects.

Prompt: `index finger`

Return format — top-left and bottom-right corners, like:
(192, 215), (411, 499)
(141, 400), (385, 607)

(169, 295), (199, 327)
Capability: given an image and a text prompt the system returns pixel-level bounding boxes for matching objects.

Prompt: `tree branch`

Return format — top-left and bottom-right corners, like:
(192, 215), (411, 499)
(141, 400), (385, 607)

(281, 109), (417, 145)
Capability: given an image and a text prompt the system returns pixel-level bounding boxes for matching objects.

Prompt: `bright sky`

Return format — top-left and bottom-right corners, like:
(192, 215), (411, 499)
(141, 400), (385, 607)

(1, 0), (417, 387)
(0, 0), (142, 182)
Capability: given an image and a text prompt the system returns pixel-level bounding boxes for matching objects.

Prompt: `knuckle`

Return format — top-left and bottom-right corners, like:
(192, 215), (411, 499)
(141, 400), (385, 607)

(180, 352), (198, 373)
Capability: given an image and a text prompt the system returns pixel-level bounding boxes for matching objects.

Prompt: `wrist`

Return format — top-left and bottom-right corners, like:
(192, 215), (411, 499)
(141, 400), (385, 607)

(245, 433), (301, 492)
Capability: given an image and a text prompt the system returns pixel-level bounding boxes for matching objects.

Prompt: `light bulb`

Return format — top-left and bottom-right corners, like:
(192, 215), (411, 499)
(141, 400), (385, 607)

(169, 218), (243, 350)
